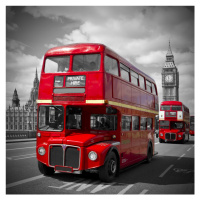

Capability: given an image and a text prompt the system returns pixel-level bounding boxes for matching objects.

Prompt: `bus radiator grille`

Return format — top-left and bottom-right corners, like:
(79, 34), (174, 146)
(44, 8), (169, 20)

(171, 134), (176, 140)
(50, 146), (63, 166)
(65, 147), (80, 168)
(165, 133), (170, 139)
(165, 133), (176, 140)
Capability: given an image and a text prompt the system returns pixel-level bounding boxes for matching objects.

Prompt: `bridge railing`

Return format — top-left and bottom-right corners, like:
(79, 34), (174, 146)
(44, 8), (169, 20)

(6, 131), (36, 140)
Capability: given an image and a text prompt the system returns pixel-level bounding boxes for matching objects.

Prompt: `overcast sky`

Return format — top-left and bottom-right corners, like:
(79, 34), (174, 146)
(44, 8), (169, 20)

(6, 6), (195, 115)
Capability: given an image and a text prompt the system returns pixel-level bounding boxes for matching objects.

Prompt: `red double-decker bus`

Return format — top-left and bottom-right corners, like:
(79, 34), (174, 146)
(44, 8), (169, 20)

(36, 43), (159, 182)
(159, 101), (190, 143)
(190, 116), (194, 136)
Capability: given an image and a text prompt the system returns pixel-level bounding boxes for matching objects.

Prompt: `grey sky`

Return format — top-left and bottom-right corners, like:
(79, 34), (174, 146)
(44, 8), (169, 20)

(6, 6), (195, 114)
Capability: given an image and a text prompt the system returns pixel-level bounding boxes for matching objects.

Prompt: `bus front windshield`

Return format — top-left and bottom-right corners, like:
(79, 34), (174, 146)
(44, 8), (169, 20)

(170, 121), (183, 129)
(39, 106), (64, 131)
(66, 106), (82, 129)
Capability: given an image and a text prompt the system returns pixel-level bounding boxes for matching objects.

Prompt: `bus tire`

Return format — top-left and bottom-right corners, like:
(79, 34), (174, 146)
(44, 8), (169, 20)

(159, 138), (163, 143)
(99, 151), (117, 182)
(180, 135), (185, 144)
(38, 161), (55, 176)
(146, 145), (153, 163)
(187, 134), (190, 142)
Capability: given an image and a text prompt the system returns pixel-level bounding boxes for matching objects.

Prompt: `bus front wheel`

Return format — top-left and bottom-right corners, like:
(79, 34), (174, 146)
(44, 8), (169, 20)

(146, 146), (153, 163)
(99, 151), (117, 182)
(180, 135), (185, 144)
(38, 161), (55, 176)
(159, 138), (164, 143)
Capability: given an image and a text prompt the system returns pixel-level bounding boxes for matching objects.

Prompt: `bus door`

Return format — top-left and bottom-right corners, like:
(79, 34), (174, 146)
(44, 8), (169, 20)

(140, 117), (148, 157)
(121, 116), (132, 166)
(131, 116), (141, 161)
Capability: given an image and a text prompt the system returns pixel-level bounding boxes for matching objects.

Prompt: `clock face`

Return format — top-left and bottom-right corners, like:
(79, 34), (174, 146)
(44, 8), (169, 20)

(165, 75), (173, 83)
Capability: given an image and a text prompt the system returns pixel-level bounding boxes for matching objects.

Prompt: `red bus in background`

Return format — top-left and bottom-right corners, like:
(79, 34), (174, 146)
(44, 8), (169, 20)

(190, 116), (194, 136)
(159, 101), (190, 143)
(36, 43), (159, 182)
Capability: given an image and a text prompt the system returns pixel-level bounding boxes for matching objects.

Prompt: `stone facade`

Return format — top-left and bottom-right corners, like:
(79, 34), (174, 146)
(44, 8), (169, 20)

(6, 69), (39, 131)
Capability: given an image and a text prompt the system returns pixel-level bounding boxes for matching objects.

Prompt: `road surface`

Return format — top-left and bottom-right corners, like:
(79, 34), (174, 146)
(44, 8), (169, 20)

(6, 136), (194, 194)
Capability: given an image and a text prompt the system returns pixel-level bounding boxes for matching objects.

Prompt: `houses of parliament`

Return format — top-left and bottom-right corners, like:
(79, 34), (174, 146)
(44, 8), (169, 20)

(6, 69), (39, 131)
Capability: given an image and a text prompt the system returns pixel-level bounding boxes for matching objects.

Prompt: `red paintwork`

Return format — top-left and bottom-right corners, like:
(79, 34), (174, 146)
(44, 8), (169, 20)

(159, 101), (190, 142)
(190, 116), (194, 136)
(37, 43), (158, 174)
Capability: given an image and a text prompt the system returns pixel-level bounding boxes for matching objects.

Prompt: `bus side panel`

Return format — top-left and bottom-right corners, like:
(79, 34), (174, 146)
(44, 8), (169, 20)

(87, 73), (104, 100)
(131, 109), (142, 162)
(113, 77), (122, 100)
(104, 73), (113, 100)
(132, 87), (140, 105)
(38, 74), (54, 100)
(121, 81), (132, 102)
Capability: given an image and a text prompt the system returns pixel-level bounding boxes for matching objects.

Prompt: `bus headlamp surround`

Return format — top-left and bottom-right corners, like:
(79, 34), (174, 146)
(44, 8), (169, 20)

(88, 151), (97, 161)
(38, 147), (46, 156)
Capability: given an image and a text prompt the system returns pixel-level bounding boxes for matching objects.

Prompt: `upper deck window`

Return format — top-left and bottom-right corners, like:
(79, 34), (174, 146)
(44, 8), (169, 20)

(139, 75), (145, 89)
(104, 56), (119, 76)
(45, 56), (70, 73)
(161, 105), (170, 110)
(131, 71), (139, 86)
(171, 105), (182, 111)
(72, 54), (101, 71)
(120, 63), (130, 82)
(146, 80), (152, 93)
(152, 83), (157, 95)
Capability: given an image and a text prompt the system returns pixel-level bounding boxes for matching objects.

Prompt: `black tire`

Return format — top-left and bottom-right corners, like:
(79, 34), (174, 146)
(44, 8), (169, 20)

(159, 138), (163, 143)
(38, 161), (55, 176)
(187, 134), (190, 142)
(146, 146), (153, 163)
(180, 135), (185, 144)
(99, 151), (117, 182)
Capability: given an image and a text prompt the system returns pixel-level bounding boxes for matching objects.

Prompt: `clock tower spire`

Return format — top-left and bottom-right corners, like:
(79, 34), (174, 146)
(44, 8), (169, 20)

(162, 41), (179, 101)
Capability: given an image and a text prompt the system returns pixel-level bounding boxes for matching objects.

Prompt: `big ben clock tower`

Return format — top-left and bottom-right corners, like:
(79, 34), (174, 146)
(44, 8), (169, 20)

(162, 41), (179, 101)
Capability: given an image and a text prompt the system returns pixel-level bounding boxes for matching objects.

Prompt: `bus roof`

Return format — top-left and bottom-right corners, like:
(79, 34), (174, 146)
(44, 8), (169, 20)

(161, 101), (183, 106)
(161, 101), (189, 110)
(45, 43), (155, 83)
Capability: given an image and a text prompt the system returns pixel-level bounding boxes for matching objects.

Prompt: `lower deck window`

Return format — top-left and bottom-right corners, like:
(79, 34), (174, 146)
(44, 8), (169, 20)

(90, 114), (117, 130)
(122, 116), (131, 131)
(147, 118), (152, 130)
(140, 117), (147, 130)
(132, 116), (139, 130)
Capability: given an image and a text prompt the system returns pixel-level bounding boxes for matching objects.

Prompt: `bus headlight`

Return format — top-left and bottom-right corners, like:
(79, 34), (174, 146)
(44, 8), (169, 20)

(37, 132), (41, 137)
(160, 133), (163, 136)
(178, 135), (182, 138)
(88, 151), (97, 161)
(38, 147), (46, 156)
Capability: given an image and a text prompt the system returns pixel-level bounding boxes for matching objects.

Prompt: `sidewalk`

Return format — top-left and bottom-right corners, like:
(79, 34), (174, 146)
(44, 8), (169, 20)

(6, 138), (36, 143)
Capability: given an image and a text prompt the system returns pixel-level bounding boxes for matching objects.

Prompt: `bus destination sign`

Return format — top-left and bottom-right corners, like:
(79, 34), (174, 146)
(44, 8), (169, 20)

(66, 75), (86, 87)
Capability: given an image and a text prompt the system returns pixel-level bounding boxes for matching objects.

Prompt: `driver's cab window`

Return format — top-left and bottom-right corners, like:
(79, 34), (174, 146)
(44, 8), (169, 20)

(66, 106), (82, 129)
(38, 106), (64, 131)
